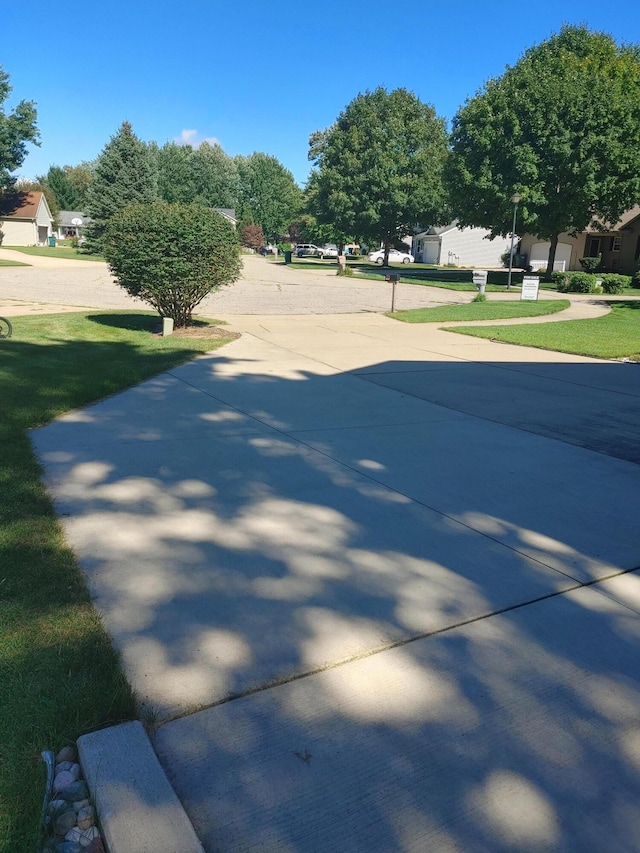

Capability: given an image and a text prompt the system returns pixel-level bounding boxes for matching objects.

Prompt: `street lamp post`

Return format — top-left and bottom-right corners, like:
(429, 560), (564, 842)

(507, 192), (521, 290)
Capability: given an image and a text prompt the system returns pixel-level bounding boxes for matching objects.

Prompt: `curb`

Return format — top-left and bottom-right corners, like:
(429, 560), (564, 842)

(77, 721), (204, 853)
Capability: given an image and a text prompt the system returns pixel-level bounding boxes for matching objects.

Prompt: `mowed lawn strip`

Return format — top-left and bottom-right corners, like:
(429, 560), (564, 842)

(389, 299), (570, 323)
(445, 300), (640, 360)
(4, 245), (106, 262)
(0, 310), (237, 852)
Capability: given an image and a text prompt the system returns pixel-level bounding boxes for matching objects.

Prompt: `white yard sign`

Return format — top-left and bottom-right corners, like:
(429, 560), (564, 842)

(521, 276), (540, 301)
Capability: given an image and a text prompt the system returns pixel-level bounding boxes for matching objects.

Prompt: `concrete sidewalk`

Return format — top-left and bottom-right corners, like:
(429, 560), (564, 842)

(32, 312), (640, 851)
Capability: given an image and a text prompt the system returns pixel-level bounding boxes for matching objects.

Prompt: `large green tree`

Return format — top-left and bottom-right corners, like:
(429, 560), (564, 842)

(308, 87), (449, 263)
(63, 162), (95, 210)
(191, 142), (238, 208)
(154, 141), (238, 209)
(0, 66), (39, 190)
(447, 25), (640, 275)
(236, 152), (302, 240)
(84, 121), (157, 253)
(154, 142), (197, 203)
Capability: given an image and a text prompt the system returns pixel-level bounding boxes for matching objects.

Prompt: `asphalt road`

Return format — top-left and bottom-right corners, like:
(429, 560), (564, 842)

(0, 253), (472, 315)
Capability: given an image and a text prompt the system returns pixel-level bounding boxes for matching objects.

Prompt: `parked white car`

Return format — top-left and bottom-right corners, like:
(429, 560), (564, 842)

(321, 244), (339, 258)
(367, 248), (415, 265)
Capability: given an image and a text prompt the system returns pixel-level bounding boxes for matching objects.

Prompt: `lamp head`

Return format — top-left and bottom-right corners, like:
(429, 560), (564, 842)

(511, 192), (522, 205)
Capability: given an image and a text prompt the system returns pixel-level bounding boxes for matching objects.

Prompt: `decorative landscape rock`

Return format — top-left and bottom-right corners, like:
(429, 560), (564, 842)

(65, 824), (100, 846)
(56, 746), (77, 763)
(53, 810), (77, 836)
(53, 770), (77, 793)
(77, 804), (95, 830)
(58, 781), (89, 802)
(41, 746), (103, 853)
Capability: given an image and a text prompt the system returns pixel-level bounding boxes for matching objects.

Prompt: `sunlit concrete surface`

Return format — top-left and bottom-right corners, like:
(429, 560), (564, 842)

(31, 309), (640, 851)
(154, 584), (640, 852)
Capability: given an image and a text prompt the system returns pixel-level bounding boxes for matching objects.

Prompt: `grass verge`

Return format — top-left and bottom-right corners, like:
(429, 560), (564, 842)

(0, 259), (29, 266)
(5, 246), (106, 262)
(445, 300), (640, 360)
(389, 299), (570, 323)
(0, 310), (237, 852)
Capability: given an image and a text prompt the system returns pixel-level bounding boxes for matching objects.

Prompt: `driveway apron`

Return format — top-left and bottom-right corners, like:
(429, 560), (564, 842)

(31, 304), (640, 850)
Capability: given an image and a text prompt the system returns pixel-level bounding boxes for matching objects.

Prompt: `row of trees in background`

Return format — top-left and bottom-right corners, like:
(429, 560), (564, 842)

(3, 24), (640, 273)
(306, 25), (640, 272)
(33, 127), (302, 252)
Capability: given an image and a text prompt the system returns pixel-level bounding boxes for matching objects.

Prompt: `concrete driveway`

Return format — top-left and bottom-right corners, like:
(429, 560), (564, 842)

(30, 290), (640, 852)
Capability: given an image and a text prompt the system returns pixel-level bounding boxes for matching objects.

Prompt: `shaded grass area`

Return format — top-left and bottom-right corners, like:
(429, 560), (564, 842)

(445, 300), (640, 360)
(0, 311), (237, 852)
(5, 245), (105, 262)
(389, 300), (570, 323)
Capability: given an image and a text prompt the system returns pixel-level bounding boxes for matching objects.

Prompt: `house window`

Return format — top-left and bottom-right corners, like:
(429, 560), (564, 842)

(611, 236), (621, 252)
(635, 235), (640, 261)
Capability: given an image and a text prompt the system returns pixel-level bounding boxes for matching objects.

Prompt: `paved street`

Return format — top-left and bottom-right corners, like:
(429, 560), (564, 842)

(1, 252), (473, 315)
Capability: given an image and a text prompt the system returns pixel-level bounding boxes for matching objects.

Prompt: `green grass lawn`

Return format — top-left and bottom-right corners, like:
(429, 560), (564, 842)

(0, 259), (29, 266)
(5, 245), (106, 262)
(389, 299), (570, 323)
(446, 300), (640, 360)
(0, 311), (237, 852)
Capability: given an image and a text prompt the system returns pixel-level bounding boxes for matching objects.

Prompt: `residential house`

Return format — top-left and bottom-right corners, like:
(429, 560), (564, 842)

(0, 191), (53, 246)
(56, 210), (92, 240)
(519, 206), (640, 274)
(214, 208), (236, 227)
(412, 222), (514, 267)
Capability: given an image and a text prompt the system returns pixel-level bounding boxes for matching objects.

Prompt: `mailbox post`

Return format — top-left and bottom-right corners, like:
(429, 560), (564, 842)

(385, 273), (399, 312)
(472, 269), (488, 294)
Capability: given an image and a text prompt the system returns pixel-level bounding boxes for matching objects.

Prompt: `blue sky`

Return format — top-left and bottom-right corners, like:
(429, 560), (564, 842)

(3, 0), (639, 188)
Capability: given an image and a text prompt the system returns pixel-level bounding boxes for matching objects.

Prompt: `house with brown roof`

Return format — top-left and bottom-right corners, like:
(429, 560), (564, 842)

(0, 191), (54, 246)
(519, 206), (640, 274)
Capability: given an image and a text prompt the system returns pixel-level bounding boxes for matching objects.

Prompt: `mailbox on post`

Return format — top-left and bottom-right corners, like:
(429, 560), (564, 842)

(472, 269), (488, 294)
(385, 273), (400, 312)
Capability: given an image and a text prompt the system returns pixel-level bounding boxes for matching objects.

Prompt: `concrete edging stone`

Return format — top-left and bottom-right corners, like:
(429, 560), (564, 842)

(77, 721), (204, 853)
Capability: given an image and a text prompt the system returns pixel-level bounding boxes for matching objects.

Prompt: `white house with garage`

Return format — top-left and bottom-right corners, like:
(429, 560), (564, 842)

(0, 191), (54, 245)
(412, 222), (514, 267)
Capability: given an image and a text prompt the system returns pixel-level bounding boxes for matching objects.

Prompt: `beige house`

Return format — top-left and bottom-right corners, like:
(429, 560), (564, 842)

(519, 206), (640, 274)
(0, 191), (54, 246)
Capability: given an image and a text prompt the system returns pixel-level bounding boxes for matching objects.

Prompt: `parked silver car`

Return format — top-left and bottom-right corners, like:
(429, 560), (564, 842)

(296, 244), (323, 258)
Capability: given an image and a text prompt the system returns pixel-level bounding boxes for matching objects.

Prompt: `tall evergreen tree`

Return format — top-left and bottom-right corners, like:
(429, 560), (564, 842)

(41, 165), (77, 210)
(84, 121), (157, 253)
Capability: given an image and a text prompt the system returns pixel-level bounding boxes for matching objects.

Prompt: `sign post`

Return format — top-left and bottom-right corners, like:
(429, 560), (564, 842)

(385, 273), (399, 312)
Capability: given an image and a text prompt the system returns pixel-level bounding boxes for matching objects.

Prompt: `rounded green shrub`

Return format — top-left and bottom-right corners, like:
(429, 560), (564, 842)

(579, 256), (601, 273)
(104, 202), (241, 327)
(600, 273), (630, 294)
(567, 272), (597, 293)
(551, 271), (569, 291)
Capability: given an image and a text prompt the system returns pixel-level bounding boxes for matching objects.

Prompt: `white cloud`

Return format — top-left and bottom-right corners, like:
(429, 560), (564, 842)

(173, 129), (220, 149)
